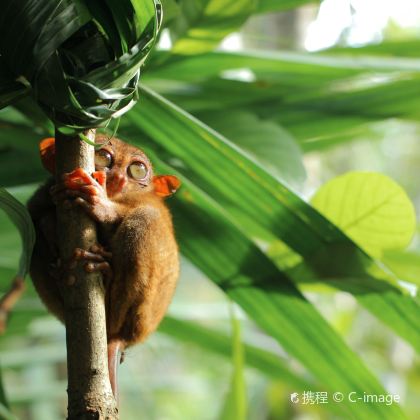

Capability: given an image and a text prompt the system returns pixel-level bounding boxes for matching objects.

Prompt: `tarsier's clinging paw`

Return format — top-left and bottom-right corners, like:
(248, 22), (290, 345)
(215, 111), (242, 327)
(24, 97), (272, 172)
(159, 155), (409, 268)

(50, 168), (120, 224)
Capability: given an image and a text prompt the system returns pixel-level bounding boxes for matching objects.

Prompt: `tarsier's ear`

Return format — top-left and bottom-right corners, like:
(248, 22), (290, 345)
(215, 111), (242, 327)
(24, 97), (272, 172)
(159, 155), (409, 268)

(153, 175), (181, 198)
(39, 137), (56, 174)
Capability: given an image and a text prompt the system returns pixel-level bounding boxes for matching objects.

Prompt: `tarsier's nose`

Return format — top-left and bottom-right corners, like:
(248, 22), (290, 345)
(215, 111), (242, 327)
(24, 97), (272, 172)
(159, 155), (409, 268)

(106, 171), (127, 197)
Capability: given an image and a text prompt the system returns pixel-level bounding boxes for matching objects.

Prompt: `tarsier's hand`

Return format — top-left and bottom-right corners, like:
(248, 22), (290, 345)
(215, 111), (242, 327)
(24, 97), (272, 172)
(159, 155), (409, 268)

(51, 168), (120, 224)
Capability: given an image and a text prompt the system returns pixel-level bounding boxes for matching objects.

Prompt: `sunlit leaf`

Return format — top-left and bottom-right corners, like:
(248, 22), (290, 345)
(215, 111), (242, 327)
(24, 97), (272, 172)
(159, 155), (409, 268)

(311, 172), (416, 259)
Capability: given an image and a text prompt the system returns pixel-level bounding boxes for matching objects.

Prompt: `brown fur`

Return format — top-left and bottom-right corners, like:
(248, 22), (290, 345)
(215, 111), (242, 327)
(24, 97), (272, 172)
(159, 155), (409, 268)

(28, 137), (180, 395)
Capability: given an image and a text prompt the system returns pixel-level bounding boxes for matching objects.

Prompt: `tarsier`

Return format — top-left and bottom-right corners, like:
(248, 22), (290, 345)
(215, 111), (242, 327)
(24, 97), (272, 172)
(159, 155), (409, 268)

(27, 135), (180, 397)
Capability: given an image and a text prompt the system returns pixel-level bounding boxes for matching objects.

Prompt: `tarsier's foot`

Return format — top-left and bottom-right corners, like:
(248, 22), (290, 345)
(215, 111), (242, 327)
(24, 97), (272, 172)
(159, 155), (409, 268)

(50, 169), (119, 224)
(49, 246), (113, 285)
(72, 246), (113, 282)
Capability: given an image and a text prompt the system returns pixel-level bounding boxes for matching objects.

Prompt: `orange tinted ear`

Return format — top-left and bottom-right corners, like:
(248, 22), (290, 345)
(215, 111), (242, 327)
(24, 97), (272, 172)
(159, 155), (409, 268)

(153, 175), (181, 198)
(39, 137), (56, 174)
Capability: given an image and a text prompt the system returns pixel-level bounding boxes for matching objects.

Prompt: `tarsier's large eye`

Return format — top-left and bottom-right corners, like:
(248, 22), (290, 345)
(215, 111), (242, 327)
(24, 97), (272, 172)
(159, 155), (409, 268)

(128, 162), (148, 181)
(95, 149), (113, 169)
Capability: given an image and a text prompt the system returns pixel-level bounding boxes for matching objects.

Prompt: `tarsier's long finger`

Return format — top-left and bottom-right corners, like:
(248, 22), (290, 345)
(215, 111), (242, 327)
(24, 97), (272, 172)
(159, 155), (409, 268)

(84, 261), (113, 281)
(91, 244), (112, 260)
(58, 248), (112, 285)
(73, 248), (105, 263)
(64, 168), (95, 190)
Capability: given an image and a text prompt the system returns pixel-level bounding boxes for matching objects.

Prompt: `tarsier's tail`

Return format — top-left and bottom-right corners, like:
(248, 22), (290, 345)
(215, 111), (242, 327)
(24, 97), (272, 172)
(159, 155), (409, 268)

(108, 340), (125, 402)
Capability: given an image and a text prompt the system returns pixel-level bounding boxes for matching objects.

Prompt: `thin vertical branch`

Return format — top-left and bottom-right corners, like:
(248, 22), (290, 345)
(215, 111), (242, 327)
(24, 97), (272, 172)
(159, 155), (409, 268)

(55, 129), (118, 419)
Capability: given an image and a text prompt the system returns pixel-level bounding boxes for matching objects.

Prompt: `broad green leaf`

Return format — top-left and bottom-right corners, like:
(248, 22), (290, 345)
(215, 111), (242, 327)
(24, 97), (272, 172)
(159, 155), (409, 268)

(0, 189), (35, 279)
(145, 50), (420, 164)
(148, 50), (368, 82)
(159, 316), (315, 391)
(169, 0), (256, 54)
(146, 51), (420, 149)
(147, 68), (420, 122)
(145, 156), (405, 420)
(143, 77), (383, 153)
(311, 172), (416, 259)
(197, 110), (306, 189)
(219, 306), (247, 420)
(124, 88), (420, 353)
(148, 50), (420, 84)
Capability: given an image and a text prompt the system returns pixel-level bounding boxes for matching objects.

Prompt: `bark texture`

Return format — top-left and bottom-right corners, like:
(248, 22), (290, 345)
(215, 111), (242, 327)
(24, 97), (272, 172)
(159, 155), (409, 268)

(55, 129), (118, 419)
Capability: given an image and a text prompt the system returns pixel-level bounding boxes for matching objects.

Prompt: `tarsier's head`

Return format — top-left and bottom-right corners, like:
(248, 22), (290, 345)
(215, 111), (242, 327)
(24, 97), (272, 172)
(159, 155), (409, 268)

(40, 136), (180, 199)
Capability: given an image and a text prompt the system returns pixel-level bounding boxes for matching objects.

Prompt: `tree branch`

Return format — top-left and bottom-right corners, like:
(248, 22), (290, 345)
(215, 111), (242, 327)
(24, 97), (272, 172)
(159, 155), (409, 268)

(55, 129), (118, 419)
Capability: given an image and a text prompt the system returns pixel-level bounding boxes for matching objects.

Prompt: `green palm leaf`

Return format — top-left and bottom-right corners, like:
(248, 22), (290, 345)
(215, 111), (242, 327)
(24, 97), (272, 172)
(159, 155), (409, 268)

(0, 0), (162, 132)
(145, 152), (404, 419)
(123, 88), (420, 352)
